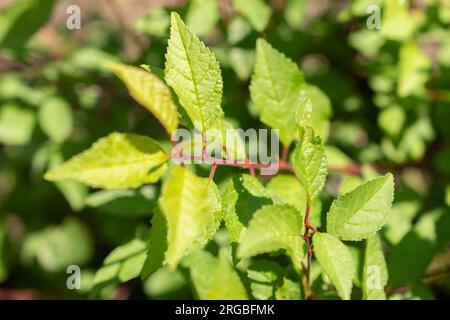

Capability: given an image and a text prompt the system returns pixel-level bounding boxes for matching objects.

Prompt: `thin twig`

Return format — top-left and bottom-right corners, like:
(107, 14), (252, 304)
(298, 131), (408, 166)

(302, 197), (316, 299)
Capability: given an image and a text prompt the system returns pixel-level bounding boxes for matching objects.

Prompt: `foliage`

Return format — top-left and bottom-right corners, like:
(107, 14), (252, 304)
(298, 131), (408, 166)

(1, 0), (450, 301)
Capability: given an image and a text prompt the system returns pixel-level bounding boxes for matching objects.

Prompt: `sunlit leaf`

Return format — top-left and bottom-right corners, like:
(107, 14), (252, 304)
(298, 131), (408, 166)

(327, 173), (394, 241)
(94, 239), (147, 286)
(159, 166), (223, 269)
(22, 218), (93, 272)
(362, 234), (388, 300)
(165, 12), (224, 132)
(313, 232), (355, 300)
(233, 0), (271, 32)
(237, 204), (305, 271)
(250, 38), (304, 147)
(186, 0), (219, 38)
(0, 0), (56, 50)
(44, 133), (168, 189)
(292, 127), (328, 200)
(266, 174), (322, 228)
(38, 96), (74, 143)
(183, 250), (248, 299)
(222, 174), (272, 243)
(0, 103), (35, 146)
(106, 62), (179, 134)
(397, 41), (431, 97)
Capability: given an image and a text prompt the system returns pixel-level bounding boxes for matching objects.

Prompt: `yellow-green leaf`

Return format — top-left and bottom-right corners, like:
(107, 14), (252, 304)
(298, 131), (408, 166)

(44, 133), (168, 189)
(250, 38), (304, 147)
(313, 232), (355, 300)
(362, 234), (388, 300)
(159, 166), (223, 269)
(266, 174), (322, 228)
(0, 103), (35, 146)
(233, 0), (271, 32)
(237, 204), (305, 271)
(94, 239), (147, 286)
(397, 41), (431, 98)
(183, 250), (248, 299)
(165, 12), (224, 132)
(106, 62), (179, 134)
(186, 0), (219, 38)
(326, 173), (394, 241)
(292, 127), (328, 200)
(222, 174), (272, 242)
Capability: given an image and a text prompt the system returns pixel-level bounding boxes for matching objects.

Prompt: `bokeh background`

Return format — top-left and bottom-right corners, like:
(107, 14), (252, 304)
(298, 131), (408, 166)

(1, 0), (450, 299)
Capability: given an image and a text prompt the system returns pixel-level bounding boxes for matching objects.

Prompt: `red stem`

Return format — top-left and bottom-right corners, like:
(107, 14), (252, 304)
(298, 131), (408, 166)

(302, 197), (316, 300)
(170, 147), (371, 178)
(281, 145), (289, 162)
(208, 161), (219, 182)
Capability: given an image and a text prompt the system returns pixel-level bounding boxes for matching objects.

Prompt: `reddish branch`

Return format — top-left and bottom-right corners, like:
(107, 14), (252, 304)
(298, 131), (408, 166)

(172, 152), (293, 175)
(170, 145), (367, 178)
(0, 289), (40, 300)
(302, 198), (317, 300)
(281, 145), (289, 162)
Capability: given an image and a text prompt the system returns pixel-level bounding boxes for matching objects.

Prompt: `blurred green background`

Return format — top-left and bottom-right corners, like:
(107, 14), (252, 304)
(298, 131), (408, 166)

(1, 0), (450, 299)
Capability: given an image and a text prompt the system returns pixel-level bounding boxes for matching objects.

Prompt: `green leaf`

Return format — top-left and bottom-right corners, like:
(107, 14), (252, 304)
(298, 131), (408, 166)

(133, 8), (170, 37)
(227, 17), (252, 44)
(327, 173), (394, 241)
(384, 201), (419, 245)
(285, 0), (308, 30)
(186, 0), (219, 38)
(0, 73), (47, 106)
(292, 127), (328, 200)
(222, 174), (272, 243)
(313, 232), (355, 300)
(0, 103), (35, 146)
(221, 119), (247, 161)
(48, 149), (88, 212)
(182, 250), (248, 299)
(85, 187), (157, 217)
(44, 133), (168, 189)
(233, 0), (271, 32)
(94, 239), (147, 286)
(250, 38), (304, 147)
(229, 48), (255, 81)
(266, 174), (322, 228)
(325, 146), (352, 168)
(0, 0), (56, 51)
(347, 242), (365, 288)
(143, 266), (188, 299)
(38, 96), (74, 143)
(275, 268), (303, 300)
(349, 29), (385, 56)
(141, 208), (168, 280)
(106, 62), (179, 134)
(397, 41), (431, 98)
(301, 85), (333, 141)
(237, 204), (305, 271)
(21, 218), (92, 272)
(378, 104), (406, 137)
(339, 175), (363, 195)
(381, 0), (418, 41)
(159, 166), (223, 269)
(362, 234), (388, 300)
(165, 12), (224, 132)
(381, 111), (434, 163)
(295, 93), (312, 129)
(247, 260), (284, 300)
